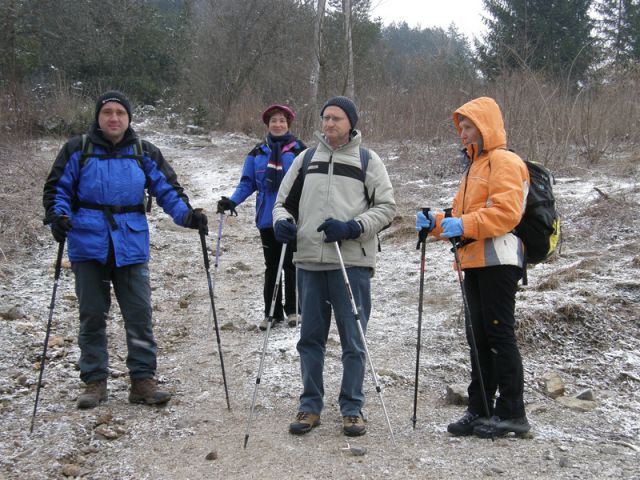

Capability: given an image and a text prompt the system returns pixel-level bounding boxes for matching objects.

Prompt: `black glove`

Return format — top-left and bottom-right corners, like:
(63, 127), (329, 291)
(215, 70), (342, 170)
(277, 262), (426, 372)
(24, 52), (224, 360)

(187, 209), (209, 235)
(51, 215), (72, 243)
(316, 218), (361, 243)
(217, 196), (238, 215)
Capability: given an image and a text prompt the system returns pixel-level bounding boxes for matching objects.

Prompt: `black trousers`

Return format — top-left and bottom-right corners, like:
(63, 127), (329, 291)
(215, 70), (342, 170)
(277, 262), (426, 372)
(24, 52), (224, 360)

(463, 265), (526, 419)
(259, 228), (296, 319)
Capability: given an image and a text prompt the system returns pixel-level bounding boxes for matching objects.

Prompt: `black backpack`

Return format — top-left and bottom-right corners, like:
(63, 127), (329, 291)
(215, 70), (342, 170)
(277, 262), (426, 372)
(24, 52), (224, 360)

(515, 160), (561, 265)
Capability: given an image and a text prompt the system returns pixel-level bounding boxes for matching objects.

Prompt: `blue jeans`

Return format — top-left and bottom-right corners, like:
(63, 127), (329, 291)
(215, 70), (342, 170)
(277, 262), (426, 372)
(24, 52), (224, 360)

(72, 261), (156, 383)
(296, 267), (371, 416)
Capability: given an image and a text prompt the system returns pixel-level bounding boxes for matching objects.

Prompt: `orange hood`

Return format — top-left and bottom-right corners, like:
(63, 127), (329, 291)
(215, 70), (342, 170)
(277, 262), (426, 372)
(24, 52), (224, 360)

(453, 97), (507, 157)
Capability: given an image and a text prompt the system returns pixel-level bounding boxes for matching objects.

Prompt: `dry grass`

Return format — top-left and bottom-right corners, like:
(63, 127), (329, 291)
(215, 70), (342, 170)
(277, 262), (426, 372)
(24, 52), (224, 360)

(0, 140), (53, 258)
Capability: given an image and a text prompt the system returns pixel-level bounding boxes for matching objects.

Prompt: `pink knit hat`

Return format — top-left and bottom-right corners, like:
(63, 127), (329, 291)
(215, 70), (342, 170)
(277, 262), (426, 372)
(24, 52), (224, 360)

(262, 104), (296, 125)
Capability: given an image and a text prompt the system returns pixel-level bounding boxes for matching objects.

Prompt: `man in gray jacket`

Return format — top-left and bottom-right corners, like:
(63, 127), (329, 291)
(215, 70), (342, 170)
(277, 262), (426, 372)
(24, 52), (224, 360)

(273, 96), (395, 437)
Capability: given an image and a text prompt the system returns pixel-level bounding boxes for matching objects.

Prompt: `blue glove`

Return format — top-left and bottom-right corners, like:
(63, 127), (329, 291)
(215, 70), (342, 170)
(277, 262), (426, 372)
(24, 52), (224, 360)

(317, 218), (361, 243)
(415, 211), (435, 233)
(441, 217), (464, 238)
(274, 219), (297, 243)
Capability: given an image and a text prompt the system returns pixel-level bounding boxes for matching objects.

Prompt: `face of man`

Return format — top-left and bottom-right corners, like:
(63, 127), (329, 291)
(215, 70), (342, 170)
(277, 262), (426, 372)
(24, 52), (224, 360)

(458, 117), (480, 146)
(321, 106), (350, 148)
(268, 112), (289, 137)
(98, 101), (129, 144)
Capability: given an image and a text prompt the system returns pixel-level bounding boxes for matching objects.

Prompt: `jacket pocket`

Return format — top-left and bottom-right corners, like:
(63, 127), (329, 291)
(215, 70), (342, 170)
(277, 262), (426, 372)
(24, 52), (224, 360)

(68, 213), (107, 260)
(120, 217), (150, 264)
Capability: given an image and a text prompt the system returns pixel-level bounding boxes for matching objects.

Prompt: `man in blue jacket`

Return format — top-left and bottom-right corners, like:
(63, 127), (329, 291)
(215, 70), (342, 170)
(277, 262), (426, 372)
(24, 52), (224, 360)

(43, 91), (208, 409)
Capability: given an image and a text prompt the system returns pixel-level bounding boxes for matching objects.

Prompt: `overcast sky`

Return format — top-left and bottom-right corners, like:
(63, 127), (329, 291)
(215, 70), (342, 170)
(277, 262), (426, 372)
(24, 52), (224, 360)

(369, 0), (488, 40)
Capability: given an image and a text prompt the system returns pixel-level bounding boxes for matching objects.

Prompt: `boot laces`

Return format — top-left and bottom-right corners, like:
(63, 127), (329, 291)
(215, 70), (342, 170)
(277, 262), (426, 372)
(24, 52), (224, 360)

(346, 415), (361, 425)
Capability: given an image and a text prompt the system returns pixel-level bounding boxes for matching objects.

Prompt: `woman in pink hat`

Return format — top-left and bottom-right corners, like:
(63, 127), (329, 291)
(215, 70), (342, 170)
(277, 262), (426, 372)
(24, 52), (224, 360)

(217, 105), (306, 330)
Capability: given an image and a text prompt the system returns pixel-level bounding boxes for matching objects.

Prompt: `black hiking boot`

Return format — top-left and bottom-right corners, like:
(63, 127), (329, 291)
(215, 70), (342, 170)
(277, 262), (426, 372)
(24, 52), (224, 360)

(473, 415), (531, 438)
(128, 378), (171, 406)
(77, 379), (107, 409)
(289, 412), (320, 435)
(447, 411), (487, 436)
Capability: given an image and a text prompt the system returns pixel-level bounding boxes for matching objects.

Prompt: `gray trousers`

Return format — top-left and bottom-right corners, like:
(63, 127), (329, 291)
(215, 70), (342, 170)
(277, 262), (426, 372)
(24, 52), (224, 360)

(72, 261), (156, 383)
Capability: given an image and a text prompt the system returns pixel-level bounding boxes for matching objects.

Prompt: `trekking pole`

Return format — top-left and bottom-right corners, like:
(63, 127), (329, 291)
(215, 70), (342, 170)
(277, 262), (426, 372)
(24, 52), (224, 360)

(199, 229), (231, 411)
(444, 208), (492, 421)
(333, 242), (396, 447)
(214, 212), (224, 274)
(30, 240), (65, 434)
(294, 266), (300, 327)
(412, 208), (430, 429)
(244, 243), (288, 449)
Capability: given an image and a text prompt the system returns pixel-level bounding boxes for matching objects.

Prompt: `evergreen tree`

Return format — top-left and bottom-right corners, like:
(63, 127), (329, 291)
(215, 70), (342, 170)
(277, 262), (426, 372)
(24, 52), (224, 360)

(477, 0), (597, 82)
(596, 0), (640, 66)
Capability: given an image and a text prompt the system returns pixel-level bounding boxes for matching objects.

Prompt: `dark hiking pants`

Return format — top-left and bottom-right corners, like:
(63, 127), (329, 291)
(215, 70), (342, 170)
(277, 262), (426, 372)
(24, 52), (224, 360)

(259, 227), (296, 320)
(73, 261), (156, 383)
(463, 265), (526, 419)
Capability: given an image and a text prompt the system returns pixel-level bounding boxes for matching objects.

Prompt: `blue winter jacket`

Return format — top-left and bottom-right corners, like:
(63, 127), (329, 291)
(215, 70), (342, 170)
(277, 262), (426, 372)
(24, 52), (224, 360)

(230, 138), (306, 230)
(43, 124), (193, 267)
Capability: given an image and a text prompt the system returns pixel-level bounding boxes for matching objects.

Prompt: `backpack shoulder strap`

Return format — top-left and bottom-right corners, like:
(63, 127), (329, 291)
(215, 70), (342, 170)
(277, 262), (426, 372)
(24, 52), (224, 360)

(301, 146), (317, 178)
(359, 146), (370, 174)
(359, 146), (371, 205)
(79, 134), (93, 168)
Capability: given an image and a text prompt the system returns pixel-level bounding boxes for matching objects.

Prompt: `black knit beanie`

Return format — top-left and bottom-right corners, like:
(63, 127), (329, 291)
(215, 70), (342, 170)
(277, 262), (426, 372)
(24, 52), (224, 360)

(95, 91), (132, 123)
(321, 96), (358, 129)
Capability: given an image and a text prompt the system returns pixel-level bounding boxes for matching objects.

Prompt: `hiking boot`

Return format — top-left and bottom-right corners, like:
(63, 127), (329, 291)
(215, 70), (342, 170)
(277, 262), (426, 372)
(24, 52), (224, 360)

(77, 379), (107, 409)
(473, 415), (531, 438)
(128, 378), (171, 406)
(287, 313), (299, 327)
(447, 411), (487, 436)
(259, 318), (271, 331)
(343, 414), (366, 436)
(289, 412), (321, 435)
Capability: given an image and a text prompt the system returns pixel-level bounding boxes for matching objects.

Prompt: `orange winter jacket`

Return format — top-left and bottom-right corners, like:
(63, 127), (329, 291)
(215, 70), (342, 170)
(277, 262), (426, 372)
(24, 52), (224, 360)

(431, 97), (530, 269)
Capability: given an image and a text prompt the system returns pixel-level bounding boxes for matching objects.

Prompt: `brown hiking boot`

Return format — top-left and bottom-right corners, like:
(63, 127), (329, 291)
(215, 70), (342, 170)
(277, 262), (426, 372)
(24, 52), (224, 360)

(343, 414), (366, 436)
(77, 379), (107, 409)
(128, 378), (171, 406)
(289, 412), (321, 435)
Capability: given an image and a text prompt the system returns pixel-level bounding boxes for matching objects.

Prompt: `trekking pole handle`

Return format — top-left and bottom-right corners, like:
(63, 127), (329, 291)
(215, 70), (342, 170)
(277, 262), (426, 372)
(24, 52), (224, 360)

(416, 207), (431, 249)
(443, 207), (461, 246)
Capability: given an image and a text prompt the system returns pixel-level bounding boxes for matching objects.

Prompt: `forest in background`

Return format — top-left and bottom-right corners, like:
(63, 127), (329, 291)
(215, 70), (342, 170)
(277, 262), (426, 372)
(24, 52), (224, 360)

(1, 0), (638, 161)
(0, 0), (638, 258)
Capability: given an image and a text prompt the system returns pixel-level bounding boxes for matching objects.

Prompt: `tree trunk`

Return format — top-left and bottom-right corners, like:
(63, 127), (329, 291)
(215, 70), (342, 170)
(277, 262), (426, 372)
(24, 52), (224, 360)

(310, 0), (326, 110)
(343, 0), (355, 99)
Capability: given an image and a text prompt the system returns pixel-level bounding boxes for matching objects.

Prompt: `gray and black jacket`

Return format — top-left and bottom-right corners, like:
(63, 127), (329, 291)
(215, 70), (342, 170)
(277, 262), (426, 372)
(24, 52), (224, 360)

(272, 130), (395, 272)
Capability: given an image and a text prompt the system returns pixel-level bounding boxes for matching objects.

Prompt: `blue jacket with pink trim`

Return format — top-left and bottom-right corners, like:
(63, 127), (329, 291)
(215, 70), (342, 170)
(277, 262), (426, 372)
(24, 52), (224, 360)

(230, 138), (306, 229)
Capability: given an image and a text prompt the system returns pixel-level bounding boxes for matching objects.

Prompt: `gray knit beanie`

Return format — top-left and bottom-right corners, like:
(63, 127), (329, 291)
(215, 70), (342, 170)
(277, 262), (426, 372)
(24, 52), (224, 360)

(321, 96), (358, 129)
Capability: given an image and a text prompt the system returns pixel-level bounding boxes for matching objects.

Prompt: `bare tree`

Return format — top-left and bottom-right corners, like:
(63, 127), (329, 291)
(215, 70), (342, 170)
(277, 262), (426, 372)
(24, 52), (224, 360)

(343, 0), (355, 98)
(310, 0), (326, 111)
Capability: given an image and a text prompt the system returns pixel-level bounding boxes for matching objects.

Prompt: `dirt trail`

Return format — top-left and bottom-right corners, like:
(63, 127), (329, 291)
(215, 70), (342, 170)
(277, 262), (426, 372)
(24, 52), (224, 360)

(1, 124), (638, 479)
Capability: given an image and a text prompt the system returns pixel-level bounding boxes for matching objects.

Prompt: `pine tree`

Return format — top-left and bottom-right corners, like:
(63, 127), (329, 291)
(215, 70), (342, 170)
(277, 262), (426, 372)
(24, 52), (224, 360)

(477, 0), (597, 82)
(596, 0), (640, 67)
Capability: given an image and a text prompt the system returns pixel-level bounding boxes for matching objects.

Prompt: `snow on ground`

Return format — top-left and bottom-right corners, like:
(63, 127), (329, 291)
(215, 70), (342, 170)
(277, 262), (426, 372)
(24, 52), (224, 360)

(0, 120), (638, 479)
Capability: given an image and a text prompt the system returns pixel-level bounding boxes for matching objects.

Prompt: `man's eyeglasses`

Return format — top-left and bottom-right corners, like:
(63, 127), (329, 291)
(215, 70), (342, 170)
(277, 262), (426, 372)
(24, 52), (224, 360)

(321, 115), (347, 123)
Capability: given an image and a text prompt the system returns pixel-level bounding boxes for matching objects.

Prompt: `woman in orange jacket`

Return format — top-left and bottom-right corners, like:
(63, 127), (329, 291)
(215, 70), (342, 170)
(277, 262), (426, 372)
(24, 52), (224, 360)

(416, 97), (531, 438)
